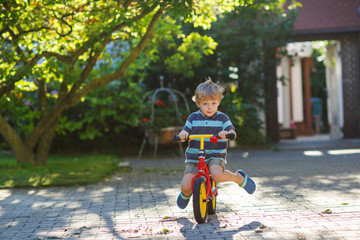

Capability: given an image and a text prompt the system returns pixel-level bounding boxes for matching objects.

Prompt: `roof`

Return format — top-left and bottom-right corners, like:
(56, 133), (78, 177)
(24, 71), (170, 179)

(291, 0), (360, 34)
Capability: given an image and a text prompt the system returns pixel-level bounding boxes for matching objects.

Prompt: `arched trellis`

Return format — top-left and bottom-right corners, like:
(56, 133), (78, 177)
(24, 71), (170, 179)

(138, 78), (190, 158)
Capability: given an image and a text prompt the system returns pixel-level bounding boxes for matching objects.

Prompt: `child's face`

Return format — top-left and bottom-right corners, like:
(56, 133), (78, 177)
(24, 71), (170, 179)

(197, 98), (220, 117)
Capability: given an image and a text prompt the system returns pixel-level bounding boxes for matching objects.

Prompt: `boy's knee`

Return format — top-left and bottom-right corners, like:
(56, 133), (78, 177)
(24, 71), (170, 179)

(211, 171), (223, 182)
(210, 167), (224, 182)
(210, 172), (221, 182)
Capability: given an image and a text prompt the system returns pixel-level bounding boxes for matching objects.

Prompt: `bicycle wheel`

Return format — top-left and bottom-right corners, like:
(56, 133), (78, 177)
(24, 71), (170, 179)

(207, 177), (216, 215)
(193, 177), (207, 223)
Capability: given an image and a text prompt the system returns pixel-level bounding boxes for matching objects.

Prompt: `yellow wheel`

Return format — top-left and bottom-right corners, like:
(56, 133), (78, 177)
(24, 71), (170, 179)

(193, 178), (207, 223)
(207, 177), (216, 215)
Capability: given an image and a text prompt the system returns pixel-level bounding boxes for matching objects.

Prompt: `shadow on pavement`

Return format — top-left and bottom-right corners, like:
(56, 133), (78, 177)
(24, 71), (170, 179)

(177, 215), (262, 239)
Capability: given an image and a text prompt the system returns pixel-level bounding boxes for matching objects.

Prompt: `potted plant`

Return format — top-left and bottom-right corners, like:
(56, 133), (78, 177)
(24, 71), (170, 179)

(138, 83), (190, 158)
(140, 91), (189, 144)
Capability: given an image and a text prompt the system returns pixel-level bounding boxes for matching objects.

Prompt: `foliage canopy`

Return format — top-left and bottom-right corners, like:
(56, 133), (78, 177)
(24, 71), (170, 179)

(0, 0), (245, 164)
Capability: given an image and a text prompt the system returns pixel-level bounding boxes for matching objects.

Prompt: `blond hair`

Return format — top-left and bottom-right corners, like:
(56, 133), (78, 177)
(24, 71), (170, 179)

(192, 78), (224, 103)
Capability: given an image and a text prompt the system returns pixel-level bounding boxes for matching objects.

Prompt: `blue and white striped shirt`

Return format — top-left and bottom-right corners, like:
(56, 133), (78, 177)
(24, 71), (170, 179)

(183, 110), (234, 163)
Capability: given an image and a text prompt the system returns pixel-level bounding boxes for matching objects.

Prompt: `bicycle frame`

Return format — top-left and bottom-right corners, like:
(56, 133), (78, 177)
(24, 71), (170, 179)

(189, 134), (218, 200)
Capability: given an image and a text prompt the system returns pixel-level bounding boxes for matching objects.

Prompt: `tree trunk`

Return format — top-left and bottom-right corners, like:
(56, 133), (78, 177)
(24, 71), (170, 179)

(35, 120), (59, 165)
(264, 48), (280, 143)
(0, 113), (35, 164)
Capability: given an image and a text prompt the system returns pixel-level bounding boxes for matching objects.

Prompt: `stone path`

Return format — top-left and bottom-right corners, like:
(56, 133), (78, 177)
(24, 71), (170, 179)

(1, 137), (360, 239)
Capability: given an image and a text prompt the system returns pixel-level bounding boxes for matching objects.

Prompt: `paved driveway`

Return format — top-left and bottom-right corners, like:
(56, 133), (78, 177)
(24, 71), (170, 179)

(1, 138), (360, 239)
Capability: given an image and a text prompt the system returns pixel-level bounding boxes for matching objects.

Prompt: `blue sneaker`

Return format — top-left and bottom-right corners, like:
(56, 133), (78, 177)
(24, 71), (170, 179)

(237, 170), (256, 194)
(177, 192), (191, 209)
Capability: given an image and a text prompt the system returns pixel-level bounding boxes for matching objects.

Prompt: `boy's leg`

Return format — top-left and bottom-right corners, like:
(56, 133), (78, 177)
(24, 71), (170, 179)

(177, 163), (197, 209)
(180, 173), (196, 197)
(209, 164), (244, 185)
(177, 173), (195, 209)
(209, 164), (256, 194)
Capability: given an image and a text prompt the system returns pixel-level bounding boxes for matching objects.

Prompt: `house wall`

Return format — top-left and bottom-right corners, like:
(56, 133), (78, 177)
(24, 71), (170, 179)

(340, 33), (360, 137)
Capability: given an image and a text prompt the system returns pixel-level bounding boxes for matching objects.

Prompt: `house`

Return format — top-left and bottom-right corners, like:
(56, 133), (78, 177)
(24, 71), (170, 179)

(278, 0), (360, 139)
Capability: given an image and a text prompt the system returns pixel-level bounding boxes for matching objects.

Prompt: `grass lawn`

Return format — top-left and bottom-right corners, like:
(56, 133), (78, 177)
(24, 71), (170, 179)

(0, 153), (126, 188)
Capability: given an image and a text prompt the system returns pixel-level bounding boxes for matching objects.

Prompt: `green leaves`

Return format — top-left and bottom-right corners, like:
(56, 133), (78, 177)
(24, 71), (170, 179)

(58, 81), (142, 140)
(166, 33), (217, 76)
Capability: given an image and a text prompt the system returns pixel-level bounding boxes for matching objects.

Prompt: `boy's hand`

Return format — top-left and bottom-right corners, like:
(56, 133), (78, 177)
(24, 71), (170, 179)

(217, 131), (228, 139)
(178, 130), (189, 142)
(218, 130), (236, 139)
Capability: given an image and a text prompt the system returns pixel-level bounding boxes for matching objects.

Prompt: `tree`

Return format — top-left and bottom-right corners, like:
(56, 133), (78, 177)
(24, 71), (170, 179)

(139, 0), (298, 145)
(0, 0), (242, 164)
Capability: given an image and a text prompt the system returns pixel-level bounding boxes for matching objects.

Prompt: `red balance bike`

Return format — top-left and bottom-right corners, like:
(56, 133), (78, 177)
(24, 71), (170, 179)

(173, 133), (235, 223)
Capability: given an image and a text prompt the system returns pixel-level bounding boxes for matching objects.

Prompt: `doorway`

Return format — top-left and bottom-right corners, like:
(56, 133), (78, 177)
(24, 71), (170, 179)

(277, 40), (343, 139)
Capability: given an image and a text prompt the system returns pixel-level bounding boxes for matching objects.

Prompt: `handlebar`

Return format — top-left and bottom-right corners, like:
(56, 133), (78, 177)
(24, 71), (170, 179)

(224, 132), (236, 140)
(172, 132), (235, 143)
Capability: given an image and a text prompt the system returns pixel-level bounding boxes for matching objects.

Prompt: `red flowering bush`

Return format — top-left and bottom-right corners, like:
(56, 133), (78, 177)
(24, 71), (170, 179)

(140, 95), (189, 134)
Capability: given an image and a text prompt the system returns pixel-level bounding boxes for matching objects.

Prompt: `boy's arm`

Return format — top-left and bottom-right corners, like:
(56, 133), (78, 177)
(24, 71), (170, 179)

(180, 112), (193, 141)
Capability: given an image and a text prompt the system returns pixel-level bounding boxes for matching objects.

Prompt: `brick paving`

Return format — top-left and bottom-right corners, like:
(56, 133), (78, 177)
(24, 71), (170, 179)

(1, 137), (360, 239)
